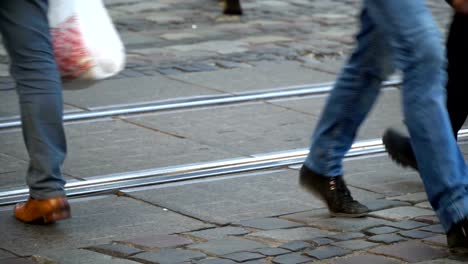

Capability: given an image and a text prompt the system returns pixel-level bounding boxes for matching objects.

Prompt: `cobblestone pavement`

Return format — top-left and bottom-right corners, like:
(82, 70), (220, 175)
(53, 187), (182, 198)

(1, 1), (467, 264)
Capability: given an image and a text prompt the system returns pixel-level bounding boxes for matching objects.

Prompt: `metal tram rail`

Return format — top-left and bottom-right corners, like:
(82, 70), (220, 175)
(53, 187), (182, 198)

(1, 128), (467, 206)
(0, 79), (401, 130)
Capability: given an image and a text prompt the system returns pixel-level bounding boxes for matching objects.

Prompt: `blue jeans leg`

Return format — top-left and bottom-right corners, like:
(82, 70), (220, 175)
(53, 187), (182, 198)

(0, 1), (67, 199)
(365, 0), (468, 232)
(304, 9), (393, 177)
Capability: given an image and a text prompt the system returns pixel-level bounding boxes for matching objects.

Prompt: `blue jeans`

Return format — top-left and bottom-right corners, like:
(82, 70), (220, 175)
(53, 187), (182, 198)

(0, 1), (67, 199)
(304, 0), (468, 232)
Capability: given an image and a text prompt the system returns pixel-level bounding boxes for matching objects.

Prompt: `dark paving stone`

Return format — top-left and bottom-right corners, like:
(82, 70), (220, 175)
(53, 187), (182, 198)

(366, 226), (399, 235)
(237, 218), (302, 230)
(87, 243), (142, 257)
(196, 258), (236, 264)
(368, 234), (407, 244)
(189, 237), (267, 256)
(331, 240), (379, 250)
(304, 246), (351, 260)
(329, 255), (401, 264)
(386, 220), (429, 230)
(131, 249), (206, 264)
(399, 230), (435, 239)
(310, 237), (334, 246)
(187, 227), (250, 240)
(328, 232), (365, 241)
(279, 241), (311, 251)
(423, 235), (448, 247)
(369, 241), (449, 263)
(123, 234), (193, 249)
(272, 253), (313, 264)
(1, 258), (35, 264)
(251, 247), (290, 256)
(0, 249), (15, 260)
(243, 260), (269, 264)
(420, 224), (445, 234)
(221, 252), (264, 262)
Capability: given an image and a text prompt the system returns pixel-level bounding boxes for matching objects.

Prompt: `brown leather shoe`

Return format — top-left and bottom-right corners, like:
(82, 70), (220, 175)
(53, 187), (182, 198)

(14, 196), (71, 224)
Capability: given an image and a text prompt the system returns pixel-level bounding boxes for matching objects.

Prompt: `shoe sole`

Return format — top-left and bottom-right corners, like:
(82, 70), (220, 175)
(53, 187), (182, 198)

(382, 130), (419, 171)
(299, 177), (368, 218)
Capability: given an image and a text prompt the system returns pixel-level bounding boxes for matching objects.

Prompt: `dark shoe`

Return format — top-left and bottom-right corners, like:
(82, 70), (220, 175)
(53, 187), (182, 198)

(447, 218), (468, 251)
(14, 196), (71, 224)
(299, 165), (369, 217)
(382, 128), (418, 171)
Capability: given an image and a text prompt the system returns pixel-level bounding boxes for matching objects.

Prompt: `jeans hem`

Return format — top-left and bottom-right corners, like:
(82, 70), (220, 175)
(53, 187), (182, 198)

(437, 196), (468, 232)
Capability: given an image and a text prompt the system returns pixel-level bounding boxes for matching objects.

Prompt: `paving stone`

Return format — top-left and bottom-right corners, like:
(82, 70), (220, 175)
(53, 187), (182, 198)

(369, 241), (449, 263)
(328, 255), (401, 264)
(388, 192), (428, 204)
(240, 36), (293, 45)
(310, 237), (334, 246)
(368, 234), (407, 244)
(362, 199), (411, 211)
(221, 252), (264, 262)
(123, 234), (193, 249)
(422, 235), (448, 247)
(0, 249), (15, 260)
(197, 258), (236, 264)
(1, 258), (36, 264)
(366, 226), (400, 235)
(279, 241), (311, 251)
(87, 243), (142, 258)
(387, 220), (430, 230)
(370, 206), (435, 221)
(250, 227), (333, 242)
(415, 259), (467, 264)
(328, 232), (365, 241)
(331, 240), (379, 250)
(243, 260), (269, 264)
(279, 209), (330, 223)
(415, 202), (432, 209)
(237, 218), (302, 230)
(189, 237), (267, 256)
(399, 230), (435, 239)
(304, 246), (351, 260)
(35, 249), (139, 264)
(272, 253), (313, 264)
(187, 227), (250, 240)
(251, 247), (290, 256)
(420, 224), (445, 234)
(414, 215), (440, 225)
(131, 249), (206, 264)
(310, 217), (394, 232)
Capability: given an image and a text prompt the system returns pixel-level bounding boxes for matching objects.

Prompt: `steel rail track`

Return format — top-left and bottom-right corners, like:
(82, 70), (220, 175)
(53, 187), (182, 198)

(1, 128), (467, 206)
(0, 79), (401, 130)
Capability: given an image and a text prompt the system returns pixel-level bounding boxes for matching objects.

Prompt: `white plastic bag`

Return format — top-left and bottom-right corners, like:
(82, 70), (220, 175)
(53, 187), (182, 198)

(48, 0), (125, 81)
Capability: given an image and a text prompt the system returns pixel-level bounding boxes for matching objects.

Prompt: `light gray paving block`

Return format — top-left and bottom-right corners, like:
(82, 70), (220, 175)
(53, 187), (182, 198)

(328, 232), (365, 241)
(279, 241), (311, 251)
(87, 243), (142, 258)
(362, 199), (410, 212)
(189, 237), (267, 256)
(221, 252), (264, 262)
(366, 226), (399, 235)
(329, 255), (401, 264)
(164, 41), (248, 55)
(370, 207), (435, 221)
(310, 237), (334, 246)
(237, 218), (302, 230)
(122, 170), (333, 224)
(0, 249), (15, 260)
(63, 119), (237, 178)
(34, 249), (139, 264)
(419, 225), (444, 234)
(249, 227), (334, 242)
(399, 230), (435, 239)
(122, 234), (193, 249)
(251, 247), (290, 256)
(272, 253), (312, 264)
(197, 259), (236, 264)
(63, 75), (222, 109)
(126, 101), (316, 155)
(385, 220), (429, 230)
(0, 195), (211, 256)
(131, 249), (206, 264)
(308, 217), (394, 232)
(269, 88), (403, 140)
(304, 246), (351, 260)
(369, 241), (449, 263)
(170, 61), (335, 93)
(368, 234), (407, 244)
(388, 192), (428, 204)
(331, 240), (378, 250)
(187, 227), (250, 240)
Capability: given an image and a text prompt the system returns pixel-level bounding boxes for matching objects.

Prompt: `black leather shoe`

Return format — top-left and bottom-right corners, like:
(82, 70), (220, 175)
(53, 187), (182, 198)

(382, 128), (418, 171)
(299, 165), (369, 217)
(447, 218), (468, 251)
